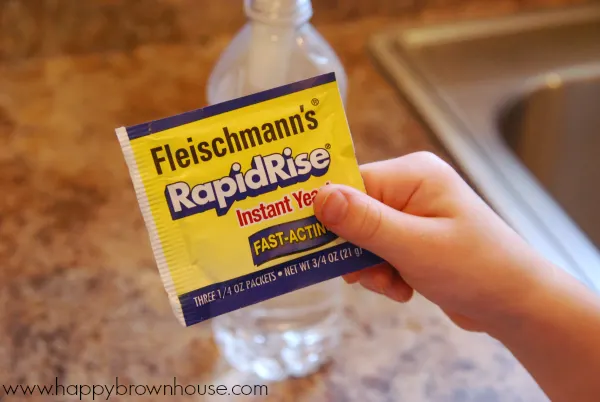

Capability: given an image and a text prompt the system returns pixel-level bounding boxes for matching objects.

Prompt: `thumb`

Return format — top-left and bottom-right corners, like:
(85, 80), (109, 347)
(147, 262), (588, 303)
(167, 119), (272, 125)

(313, 184), (427, 266)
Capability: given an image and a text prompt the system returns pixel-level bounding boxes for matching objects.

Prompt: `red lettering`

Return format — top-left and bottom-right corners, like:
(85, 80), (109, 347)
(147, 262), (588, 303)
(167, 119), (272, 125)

(291, 189), (317, 209)
(291, 190), (304, 208)
(259, 203), (268, 220)
(235, 195), (297, 227)
(266, 203), (277, 218)
(302, 191), (313, 207)
(236, 209), (253, 227)
(283, 195), (293, 213)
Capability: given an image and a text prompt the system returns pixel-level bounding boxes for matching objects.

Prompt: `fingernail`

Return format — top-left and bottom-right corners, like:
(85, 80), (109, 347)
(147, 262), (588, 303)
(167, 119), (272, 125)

(360, 276), (385, 295)
(385, 285), (410, 303)
(343, 272), (361, 284)
(318, 188), (348, 226)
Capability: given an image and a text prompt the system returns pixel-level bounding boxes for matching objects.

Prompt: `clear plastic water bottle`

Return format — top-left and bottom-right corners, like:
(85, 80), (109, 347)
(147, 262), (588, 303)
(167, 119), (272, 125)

(207, 0), (347, 104)
(206, 0), (348, 381)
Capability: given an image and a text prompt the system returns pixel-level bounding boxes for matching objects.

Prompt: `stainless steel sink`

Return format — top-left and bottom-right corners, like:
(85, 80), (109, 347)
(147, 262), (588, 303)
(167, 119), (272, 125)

(369, 5), (600, 291)
(499, 75), (600, 252)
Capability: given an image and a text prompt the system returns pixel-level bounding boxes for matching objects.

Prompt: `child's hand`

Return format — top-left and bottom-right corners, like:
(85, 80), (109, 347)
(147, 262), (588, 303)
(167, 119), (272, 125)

(314, 152), (552, 332)
(315, 151), (600, 401)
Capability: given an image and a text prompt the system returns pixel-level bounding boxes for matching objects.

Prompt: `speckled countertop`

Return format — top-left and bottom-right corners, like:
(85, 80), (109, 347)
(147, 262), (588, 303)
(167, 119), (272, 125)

(0, 1), (589, 400)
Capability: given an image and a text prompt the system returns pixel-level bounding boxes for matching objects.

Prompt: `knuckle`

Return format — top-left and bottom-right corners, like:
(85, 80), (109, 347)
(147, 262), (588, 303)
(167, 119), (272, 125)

(412, 151), (451, 170)
(411, 151), (457, 182)
(413, 150), (439, 161)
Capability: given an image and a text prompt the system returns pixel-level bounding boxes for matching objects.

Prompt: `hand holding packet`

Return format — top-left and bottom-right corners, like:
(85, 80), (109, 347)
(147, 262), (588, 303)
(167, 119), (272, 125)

(115, 73), (383, 326)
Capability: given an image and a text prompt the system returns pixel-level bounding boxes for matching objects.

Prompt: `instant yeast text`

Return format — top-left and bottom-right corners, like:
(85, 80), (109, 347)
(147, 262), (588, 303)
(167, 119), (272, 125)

(116, 73), (383, 326)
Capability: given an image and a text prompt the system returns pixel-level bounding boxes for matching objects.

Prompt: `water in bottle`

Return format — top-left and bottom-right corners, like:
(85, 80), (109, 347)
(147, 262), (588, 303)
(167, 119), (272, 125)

(206, 0), (349, 381)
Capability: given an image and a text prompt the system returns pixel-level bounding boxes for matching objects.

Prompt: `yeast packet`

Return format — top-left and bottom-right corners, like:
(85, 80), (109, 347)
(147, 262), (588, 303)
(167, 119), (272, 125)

(115, 73), (383, 326)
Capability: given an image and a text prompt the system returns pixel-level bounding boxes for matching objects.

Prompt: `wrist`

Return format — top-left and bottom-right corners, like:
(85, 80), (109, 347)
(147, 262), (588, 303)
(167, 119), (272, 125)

(478, 254), (561, 340)
(480, 259), (600, 402)
(483, 256), (595, 342)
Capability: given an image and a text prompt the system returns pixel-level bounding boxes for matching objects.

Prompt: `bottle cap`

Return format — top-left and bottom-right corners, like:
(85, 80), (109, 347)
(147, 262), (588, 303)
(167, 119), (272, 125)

(244, 0), (313, 25)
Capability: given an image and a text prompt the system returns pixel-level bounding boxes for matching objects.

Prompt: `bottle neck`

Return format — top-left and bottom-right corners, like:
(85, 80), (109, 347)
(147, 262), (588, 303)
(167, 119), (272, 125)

(244, 0), (313, 26)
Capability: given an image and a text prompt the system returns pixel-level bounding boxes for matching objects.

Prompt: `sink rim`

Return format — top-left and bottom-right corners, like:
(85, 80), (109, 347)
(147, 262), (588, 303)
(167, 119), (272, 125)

(368, 4), (600, 291)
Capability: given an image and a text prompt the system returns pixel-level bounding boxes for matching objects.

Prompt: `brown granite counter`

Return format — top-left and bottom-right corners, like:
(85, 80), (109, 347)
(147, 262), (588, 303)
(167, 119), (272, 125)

(0, 1), (589, 400)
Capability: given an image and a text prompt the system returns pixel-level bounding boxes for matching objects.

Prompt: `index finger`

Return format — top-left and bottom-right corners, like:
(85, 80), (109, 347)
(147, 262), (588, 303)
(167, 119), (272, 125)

(359, 152), (457, 214)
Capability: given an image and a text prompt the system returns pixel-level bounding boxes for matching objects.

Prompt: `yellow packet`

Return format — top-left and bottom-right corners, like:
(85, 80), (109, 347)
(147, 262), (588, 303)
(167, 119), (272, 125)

(116, 73), (382, 326)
